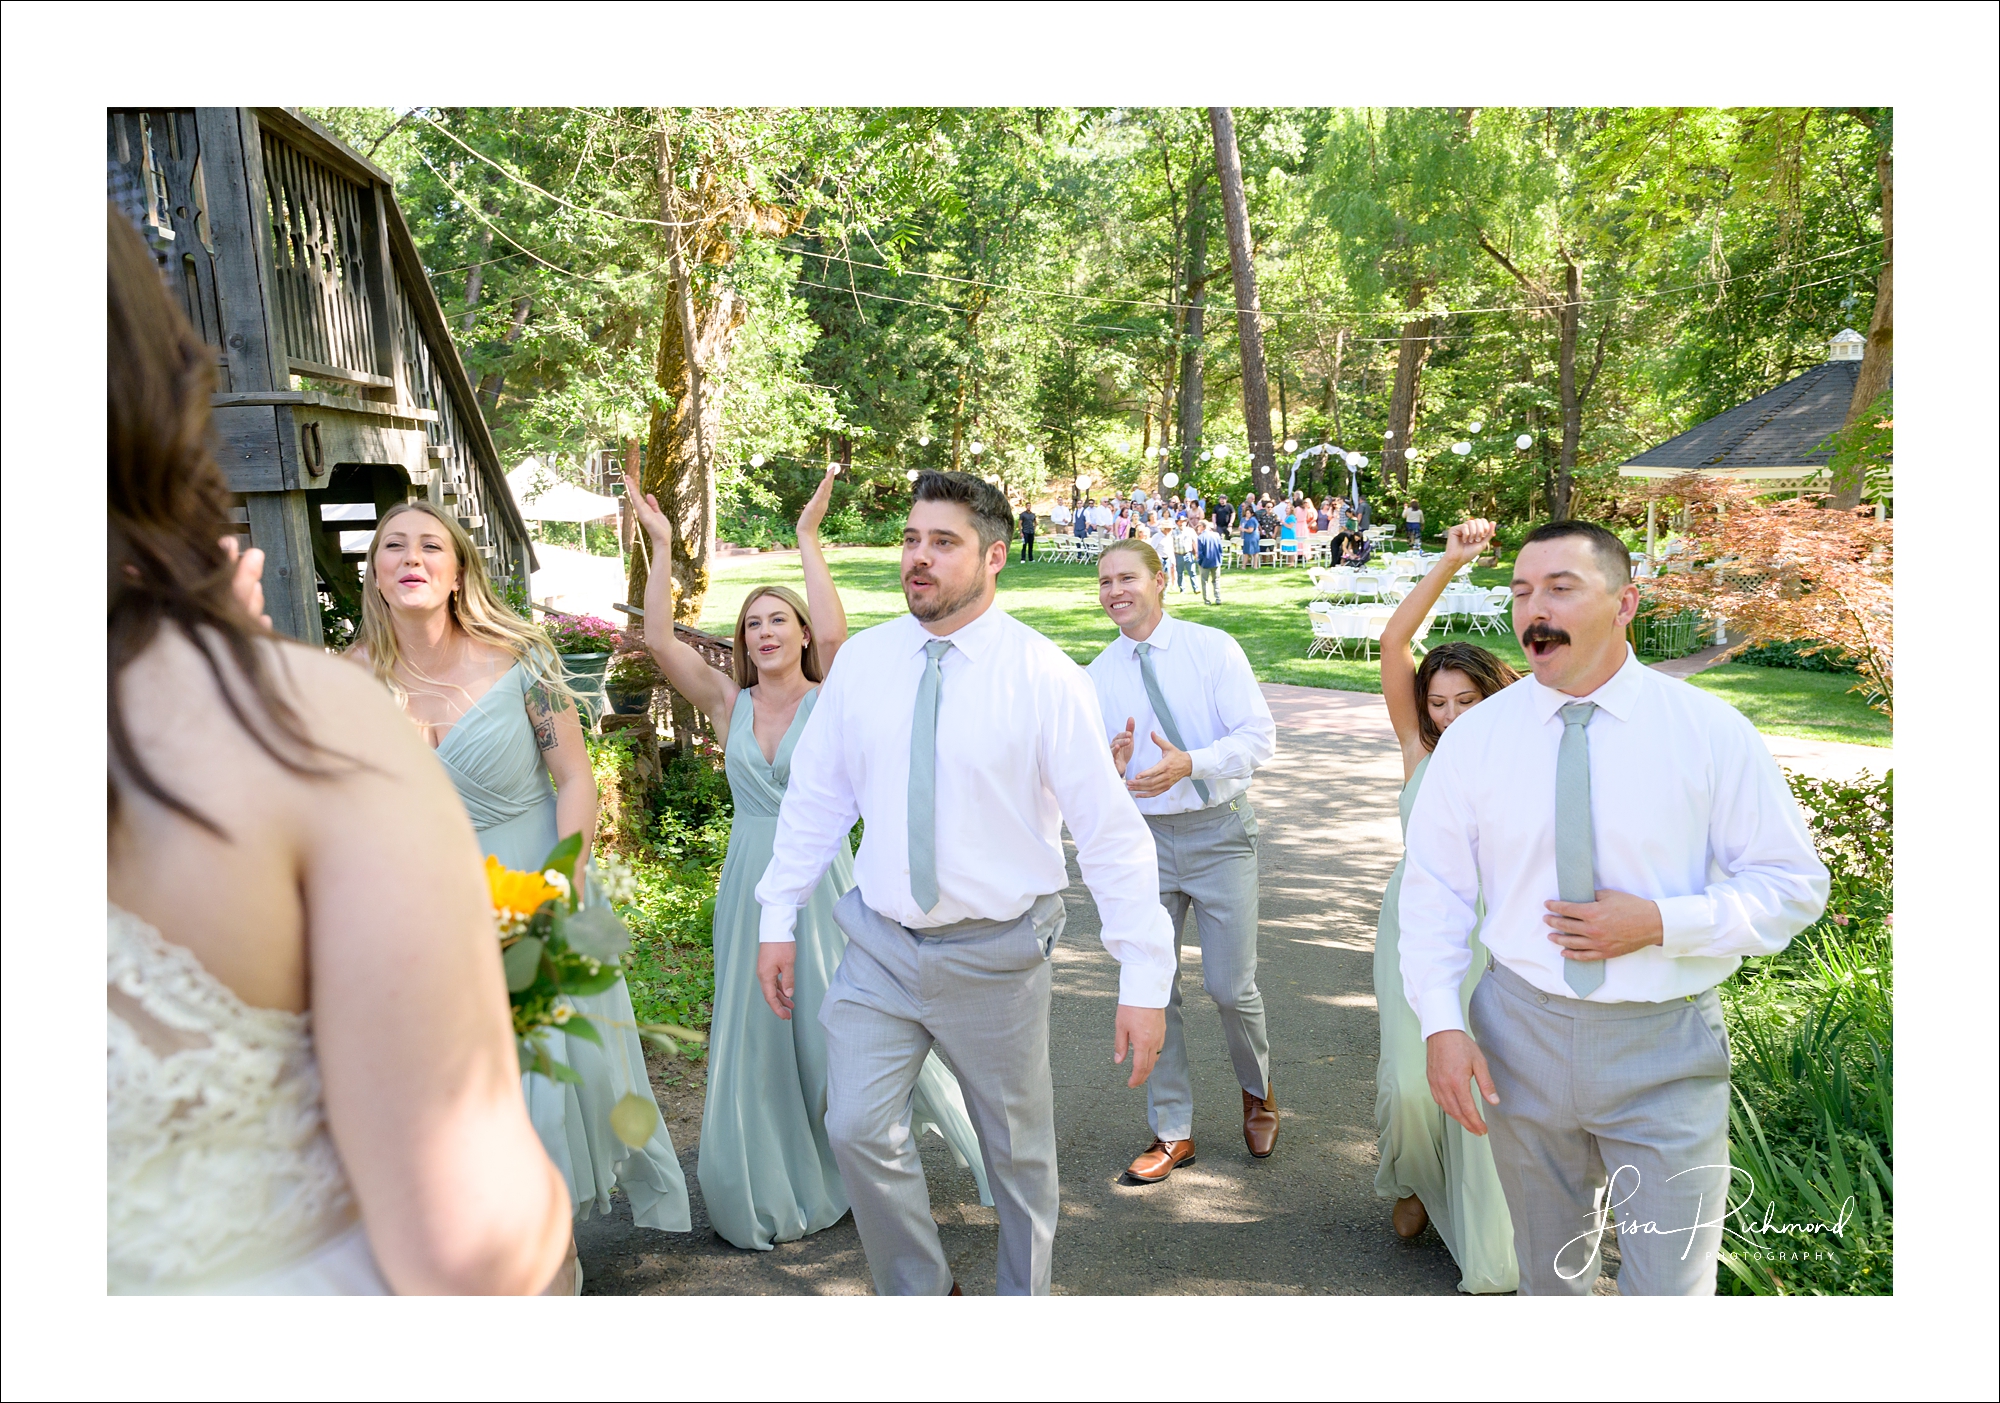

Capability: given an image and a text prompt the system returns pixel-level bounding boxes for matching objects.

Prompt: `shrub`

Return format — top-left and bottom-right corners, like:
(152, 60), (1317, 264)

(1716, 769), (1892, 1294)
(1732, 638), (1863, 675)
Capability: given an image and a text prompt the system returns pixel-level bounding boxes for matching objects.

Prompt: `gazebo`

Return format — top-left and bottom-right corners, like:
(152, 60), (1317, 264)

(1618, 329), (1880, 555)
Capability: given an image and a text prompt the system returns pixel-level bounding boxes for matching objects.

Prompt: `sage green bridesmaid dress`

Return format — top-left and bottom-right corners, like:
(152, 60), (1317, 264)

(437, 662), (691, 1232)
(1373, 753), (1518, 1294)
(702, 688), (991, 1251)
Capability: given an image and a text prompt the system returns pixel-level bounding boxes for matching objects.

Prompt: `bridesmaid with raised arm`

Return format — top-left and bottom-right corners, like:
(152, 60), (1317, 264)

(633, 465), (992, 1251)
(349, 501), (691, 1237)
(1372, 518), (1520, 1294)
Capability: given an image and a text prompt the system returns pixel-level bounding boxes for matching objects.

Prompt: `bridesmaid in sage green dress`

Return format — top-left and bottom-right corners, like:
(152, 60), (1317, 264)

(351, 500), (690, 1236)
(635, 467), (990, 1252)
(1372, 519), (1519, 1293)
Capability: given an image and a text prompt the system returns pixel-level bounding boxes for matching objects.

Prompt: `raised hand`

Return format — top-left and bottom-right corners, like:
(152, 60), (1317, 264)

(1110, 716), (1137, 775)
(220, 536), (271, 632)
(1444, 518), (1496, 565)
(798, 461), (839, 540)
(632, 492), (673, 550)
(1127, 730), (1194, 798)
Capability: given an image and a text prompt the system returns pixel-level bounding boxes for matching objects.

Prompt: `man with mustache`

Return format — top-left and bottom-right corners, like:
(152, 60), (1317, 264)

(754, 470), (1172, 1296)
(1396, 519), (1828, 1294)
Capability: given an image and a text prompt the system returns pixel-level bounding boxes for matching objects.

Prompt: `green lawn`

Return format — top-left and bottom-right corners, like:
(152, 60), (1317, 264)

(700, 546), (1890, 746)
(1684, 664), (1891, 748)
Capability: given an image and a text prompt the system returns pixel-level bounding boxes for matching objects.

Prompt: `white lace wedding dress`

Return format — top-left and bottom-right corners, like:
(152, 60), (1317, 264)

(108, 904), (390, 1294)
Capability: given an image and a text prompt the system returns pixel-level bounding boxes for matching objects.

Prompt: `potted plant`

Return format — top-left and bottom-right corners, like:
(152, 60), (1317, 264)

(543, 612), (623, 720)
(604, 648), (659, 717)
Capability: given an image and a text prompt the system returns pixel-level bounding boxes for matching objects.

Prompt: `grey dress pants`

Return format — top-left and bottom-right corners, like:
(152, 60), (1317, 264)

(821, 887), (1066, 1296)
(1144, 797), (1270, 1142)
(1469, 958), (1734, 1295)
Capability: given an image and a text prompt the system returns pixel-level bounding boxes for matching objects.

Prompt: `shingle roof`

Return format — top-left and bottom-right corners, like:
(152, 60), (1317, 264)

(1621, 360), (1862, 473)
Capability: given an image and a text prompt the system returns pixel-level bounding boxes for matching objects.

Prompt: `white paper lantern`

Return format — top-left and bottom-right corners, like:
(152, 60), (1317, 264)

(1452, 441), (1472, 455)
(969, 440), (985, 456)
(1077, 474), (1094, 490)
(1384, 429), (1396, 440)
(750, 453), (766, 468)
(1199, 450), (1212, 461)
(1283, 439), (1298, 453)
(1354, 454), (1369, 469)
(1213, 444), (1230, 459)
(1515, 434), (1534, 451)
(1468, 420), (1484, 434)
(1162, 472), (1180, 488)
(918, 435), (931, 447)
(905, 469), (920, 482)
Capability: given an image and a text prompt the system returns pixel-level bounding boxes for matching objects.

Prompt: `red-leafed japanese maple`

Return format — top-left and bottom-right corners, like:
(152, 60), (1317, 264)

(1641, 474), (1893, 718)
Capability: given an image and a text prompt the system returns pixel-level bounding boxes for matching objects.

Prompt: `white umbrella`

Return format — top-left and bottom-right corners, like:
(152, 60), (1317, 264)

(507, 458), (619, 523)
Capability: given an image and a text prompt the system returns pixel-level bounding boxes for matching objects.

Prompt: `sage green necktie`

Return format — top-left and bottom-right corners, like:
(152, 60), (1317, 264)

(1556, 701), (1603, 995)
(908, 638), (953, 913)
(1135, 640), (1210, 805)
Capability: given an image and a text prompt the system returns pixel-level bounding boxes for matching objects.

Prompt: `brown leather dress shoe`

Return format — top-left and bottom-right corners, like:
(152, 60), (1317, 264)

(1393, 1195), (1430, 1239)
(1243, 1085), (1279, 1158)
(949, 1281), (963, 1296)
(1124, 1137), (1196, 1184)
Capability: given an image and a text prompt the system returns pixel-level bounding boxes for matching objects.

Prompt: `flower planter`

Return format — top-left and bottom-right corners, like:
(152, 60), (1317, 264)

(604, 680), (654, 717)
(559, 652), (611, 721)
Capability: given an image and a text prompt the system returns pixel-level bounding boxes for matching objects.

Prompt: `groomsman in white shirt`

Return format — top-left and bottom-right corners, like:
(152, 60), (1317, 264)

(1087, 539), (1279, 1183)
(1398, 519), (1828, 1294)
(754, 471), (1173, 1296)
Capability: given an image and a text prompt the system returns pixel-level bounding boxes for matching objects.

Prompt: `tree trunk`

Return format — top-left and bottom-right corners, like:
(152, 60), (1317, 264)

(475, 294), (532, 409)
(1208, 107), (1277, 496)
(1553, 258), (1580, 520)
(1384, 297), (1434, 490)
(1832, 144), (1892, 509)
(1177, 175), (1209, 482)
(460, 224), (495, 333)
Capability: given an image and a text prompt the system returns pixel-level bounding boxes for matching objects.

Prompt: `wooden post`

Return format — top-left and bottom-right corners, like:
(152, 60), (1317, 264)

(245, 491), (323, 643)
(1645, 499), (1657, 565)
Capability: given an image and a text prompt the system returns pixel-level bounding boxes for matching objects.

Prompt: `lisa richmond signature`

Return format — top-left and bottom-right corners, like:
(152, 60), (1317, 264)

(1555, 1163), (1857, 1281)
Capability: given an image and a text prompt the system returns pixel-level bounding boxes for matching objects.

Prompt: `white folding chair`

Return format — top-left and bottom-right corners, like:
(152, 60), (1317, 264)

(1305, 601), (1340, 659)
(1351, 572), (1384, 602)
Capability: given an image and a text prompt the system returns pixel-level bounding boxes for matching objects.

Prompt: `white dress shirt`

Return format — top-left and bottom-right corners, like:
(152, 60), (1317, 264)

(1085, 612), (1278, 817)
(754, 606), (1177, 1006)
(1398, 648), (1828, 1039)
(1050, 503), (1073, 527)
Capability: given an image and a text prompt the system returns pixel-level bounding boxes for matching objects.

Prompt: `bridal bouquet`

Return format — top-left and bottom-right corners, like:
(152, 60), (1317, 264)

(487, 836), (703, 1146)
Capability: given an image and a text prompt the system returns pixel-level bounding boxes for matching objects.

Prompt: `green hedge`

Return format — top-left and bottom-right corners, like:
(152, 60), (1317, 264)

(1717, 769), (1893, 1295)
(1732, 638), (1863, 674)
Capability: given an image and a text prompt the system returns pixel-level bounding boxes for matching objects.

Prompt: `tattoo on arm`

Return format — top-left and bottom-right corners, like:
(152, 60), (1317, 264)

(527, 682), (564, 753)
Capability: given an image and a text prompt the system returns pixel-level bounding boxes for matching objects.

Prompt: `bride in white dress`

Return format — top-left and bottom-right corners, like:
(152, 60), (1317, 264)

(107, 205), (572, 1294)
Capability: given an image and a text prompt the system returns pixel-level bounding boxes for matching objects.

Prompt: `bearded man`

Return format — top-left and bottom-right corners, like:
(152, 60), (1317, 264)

(755, 470), (1172, 1296)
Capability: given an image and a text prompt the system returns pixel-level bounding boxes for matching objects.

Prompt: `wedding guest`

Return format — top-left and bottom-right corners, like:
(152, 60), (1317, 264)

(1171, 516), (1198, 593)
(1241, 506), (1263, 570)
(1195, 516), (1226, 604)
(1075, 499), (1093, 540)
(1368, 519), (1520, 1293)
(1403, 499), (1425, 550)
(1400, 519), (1828, 1295)
(633, 467), (989, 1252)
(1050, 498), (1073, 538)
(1212, 495), (1235, 538)
(351, 499), (690, 1237)
(1113, 506), (1133, 540)
(1316, 500), (1333, 535)
(1089, 541), (1278, 1183)
(754, 471), (1173, 1295)
(1018, 502), (1037, 562)
(107, 206), (572, 1295)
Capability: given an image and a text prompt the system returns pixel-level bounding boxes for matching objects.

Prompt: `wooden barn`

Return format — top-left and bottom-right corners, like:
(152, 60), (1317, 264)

(108, 106), (534, 644)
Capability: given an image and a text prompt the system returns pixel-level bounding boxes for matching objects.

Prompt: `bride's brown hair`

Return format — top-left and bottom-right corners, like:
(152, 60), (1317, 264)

(108, 204), (338, 834)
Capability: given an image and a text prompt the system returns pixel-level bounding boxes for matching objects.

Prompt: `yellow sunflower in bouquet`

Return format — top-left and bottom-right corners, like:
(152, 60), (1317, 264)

(486, 834), (703, 1146)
